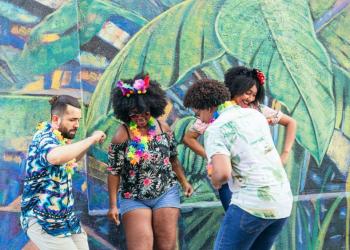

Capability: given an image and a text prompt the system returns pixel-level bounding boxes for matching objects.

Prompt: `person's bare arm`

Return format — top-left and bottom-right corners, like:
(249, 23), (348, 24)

(183, 130), (207, 158)
(278, 114), (297, 165)
(160, 121), (193, 197)
(170, 157), (193, 197)
(210, 154), (231, 189)
(107, 125), (128, 225)
(47, 131), (106, 165)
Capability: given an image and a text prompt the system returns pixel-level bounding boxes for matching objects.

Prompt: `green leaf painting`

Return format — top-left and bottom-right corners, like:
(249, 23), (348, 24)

(0, 1), (40, 24)
(216, 0), (335, 165)
(87, 0), (336, 166)
(173, 116), (218, 202)
(333, 64), (350, 137)
(309, 0), (337, 19)
(19, 0), (147, 75)
(86, 0), (226, 132)
(317, 4), (350, 71)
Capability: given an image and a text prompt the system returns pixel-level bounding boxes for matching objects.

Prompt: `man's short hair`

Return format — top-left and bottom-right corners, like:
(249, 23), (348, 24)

(49, 95), (81, 116)
(183, 79), (231, 109)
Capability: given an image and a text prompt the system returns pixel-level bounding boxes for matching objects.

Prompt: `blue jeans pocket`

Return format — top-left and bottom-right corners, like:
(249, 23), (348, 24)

(239, 212), (269, 234)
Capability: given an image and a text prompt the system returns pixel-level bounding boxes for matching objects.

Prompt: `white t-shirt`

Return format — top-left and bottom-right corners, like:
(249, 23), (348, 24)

(204, 105), (293, 219)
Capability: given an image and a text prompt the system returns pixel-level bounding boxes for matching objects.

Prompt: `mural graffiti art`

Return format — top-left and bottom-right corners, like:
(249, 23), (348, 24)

(0, 0), (349, 249)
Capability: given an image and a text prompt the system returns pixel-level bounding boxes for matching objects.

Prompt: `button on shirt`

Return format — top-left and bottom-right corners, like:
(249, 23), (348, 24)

(21, 123), (81, 237)
(204, 105), (293, 219)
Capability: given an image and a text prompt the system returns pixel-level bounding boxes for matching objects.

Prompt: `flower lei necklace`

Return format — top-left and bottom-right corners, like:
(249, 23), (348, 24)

(36, 122), (77, 176)
(207, 101), (237, 175)
(211, 100), (236, 122)
(127, 116), (157, 165)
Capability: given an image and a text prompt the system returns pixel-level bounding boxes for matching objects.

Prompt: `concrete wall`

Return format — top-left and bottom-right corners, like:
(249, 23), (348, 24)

(0, 0), (349, 249)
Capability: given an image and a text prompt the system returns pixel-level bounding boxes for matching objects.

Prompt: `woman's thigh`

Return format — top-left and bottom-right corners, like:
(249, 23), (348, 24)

(122, 208), (153, 250)
(152, 207), (180, 250)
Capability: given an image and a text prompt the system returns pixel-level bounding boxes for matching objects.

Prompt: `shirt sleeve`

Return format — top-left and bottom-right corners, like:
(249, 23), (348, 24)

(259, 104), (283, 125)
(204, 126), (231, 160)
(107, 142), (127, 175)
(189, 118), (210, 135)
(38, 133), (59, 167)
(167, 131), (178, 158)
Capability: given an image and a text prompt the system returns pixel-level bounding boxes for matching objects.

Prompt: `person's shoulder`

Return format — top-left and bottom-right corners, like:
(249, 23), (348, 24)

(111, 124), (129, 144)
(157, 120), (171, 133)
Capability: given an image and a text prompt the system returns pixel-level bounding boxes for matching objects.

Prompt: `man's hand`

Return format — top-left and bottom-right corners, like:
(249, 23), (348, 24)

(91, 131), (106, 144)
(107, 207), (120, 225)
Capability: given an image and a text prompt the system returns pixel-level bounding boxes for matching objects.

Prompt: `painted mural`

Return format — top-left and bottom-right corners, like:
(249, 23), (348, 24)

(0, 0), (349, 249)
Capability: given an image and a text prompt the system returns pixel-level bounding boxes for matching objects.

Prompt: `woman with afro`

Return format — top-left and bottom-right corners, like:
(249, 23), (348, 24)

(107, 74), (193, 250)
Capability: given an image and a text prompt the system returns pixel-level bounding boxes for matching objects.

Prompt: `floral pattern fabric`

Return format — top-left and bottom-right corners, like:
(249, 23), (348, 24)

(252, 103), (283, 125)
(108, 131), (178, 200)
(20, 123), (81, 237)
(204, 105), (293, 219)
(189, 118), (210, 135)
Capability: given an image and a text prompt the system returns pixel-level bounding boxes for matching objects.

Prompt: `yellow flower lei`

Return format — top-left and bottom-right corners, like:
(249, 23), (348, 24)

(37, 122), (77, 176)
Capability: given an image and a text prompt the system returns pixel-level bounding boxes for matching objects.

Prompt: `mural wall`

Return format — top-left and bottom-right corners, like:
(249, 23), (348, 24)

(0, 0), (349, 249)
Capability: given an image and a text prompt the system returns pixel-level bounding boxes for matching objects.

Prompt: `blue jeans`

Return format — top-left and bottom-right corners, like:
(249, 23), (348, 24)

(214, 205), (288, 250)
(218, 183), (232, 211)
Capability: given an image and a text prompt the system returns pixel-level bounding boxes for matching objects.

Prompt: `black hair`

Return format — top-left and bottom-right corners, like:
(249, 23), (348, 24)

(112, 74), (167, 123)
(224, 66), (265, 104)
(49, 95), (81, 116)
(183, 79), (231, 109)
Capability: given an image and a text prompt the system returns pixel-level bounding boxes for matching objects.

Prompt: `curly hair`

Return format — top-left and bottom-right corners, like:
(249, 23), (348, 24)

(111, 74), (167, 123)
(183, 79), (231, 109)
(224, 66), (265, 104)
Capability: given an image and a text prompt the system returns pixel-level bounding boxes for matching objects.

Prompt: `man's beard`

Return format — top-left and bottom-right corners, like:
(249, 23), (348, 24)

(59, 126), (77, 140)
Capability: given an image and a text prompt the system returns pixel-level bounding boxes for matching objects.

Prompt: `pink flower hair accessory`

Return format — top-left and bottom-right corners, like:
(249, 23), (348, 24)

(116, 75), (150, 97)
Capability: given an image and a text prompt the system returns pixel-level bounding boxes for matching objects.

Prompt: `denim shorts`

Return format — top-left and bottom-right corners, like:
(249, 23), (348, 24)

(119, 184), (180, 216)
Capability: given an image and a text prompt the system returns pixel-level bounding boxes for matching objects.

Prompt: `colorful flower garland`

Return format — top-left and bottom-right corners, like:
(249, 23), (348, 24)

(211, 100), (236, 121)
(36, 122), (77, 176)
(207, 101), (237, 176)
(127, 116), (157, 165)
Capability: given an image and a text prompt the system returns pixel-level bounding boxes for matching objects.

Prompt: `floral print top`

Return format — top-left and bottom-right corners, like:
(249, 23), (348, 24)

(204, 105), (293, 219)
(251, 103), (283, 125)
(108, 130), (178, 200)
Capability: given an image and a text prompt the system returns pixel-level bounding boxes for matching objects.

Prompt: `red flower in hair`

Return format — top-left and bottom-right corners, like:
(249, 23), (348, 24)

(256, 70), (265, 85)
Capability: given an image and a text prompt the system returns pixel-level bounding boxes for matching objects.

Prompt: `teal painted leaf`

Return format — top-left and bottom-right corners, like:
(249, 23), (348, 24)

(173, 116), (217, 203)
(112, 0), (184, 20)
(316, 4), (350, 70)
(333, 65), (350, 137)
(181, 207), (223, 250)
(87, 111), (121, 163)
(0, 1), (40, 24)
(200, 53), (238, 82)
(216, 0), (335, 164)
(0, 95), (50, 141)
(309, 0), (337, 20)
(19, 0), (147, 75)
(86, 0), (225, 133)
